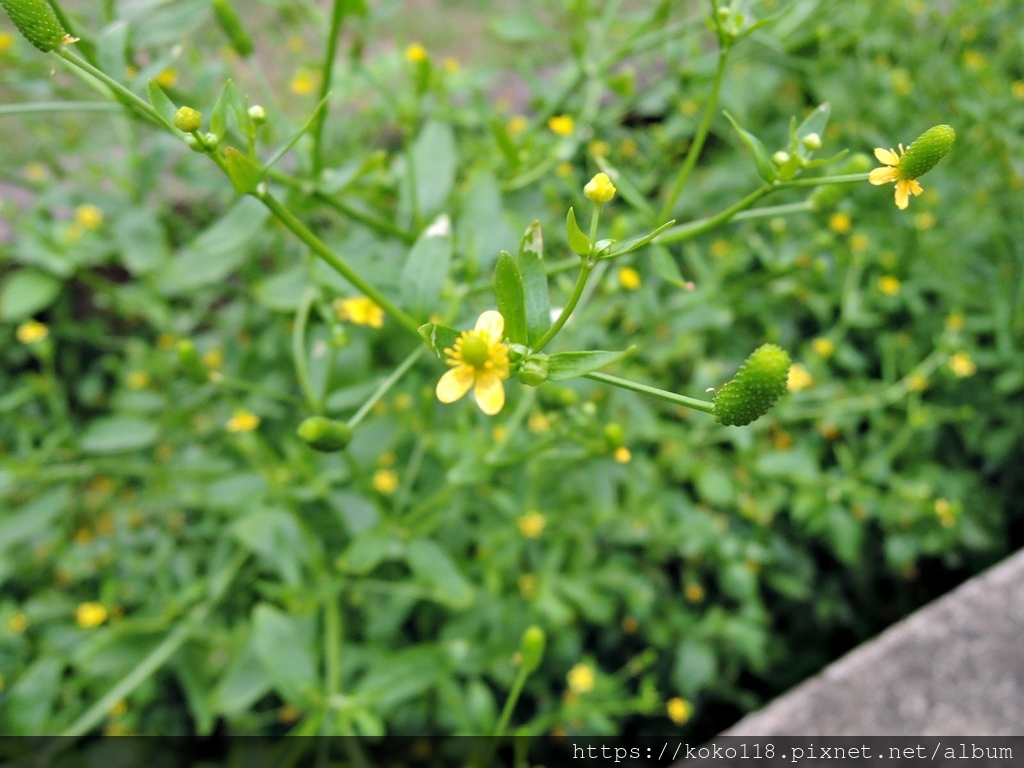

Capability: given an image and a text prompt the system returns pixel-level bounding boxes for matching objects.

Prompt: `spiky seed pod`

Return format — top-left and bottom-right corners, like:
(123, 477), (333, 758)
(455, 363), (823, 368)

(0, 0), (67, 52)
(898, 125), (956, 180)
(713, 343), (791, 427)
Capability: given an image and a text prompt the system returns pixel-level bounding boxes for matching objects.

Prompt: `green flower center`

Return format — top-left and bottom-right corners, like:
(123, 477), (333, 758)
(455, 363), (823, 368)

(460, 334), (491, 368)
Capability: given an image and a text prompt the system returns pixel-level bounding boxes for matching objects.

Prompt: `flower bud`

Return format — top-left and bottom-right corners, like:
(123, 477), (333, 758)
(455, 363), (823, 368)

(176, 339), (209, 383)
(247, 104), (267, 125)
(173, 106), (202, 133)
(802, 132), (822, 150)
(519, 626), (546, 674)
(603, 422), (624, 449)
(0, 0), (68, 52)
(898, 124), (955, 180)
(712, 343), (791, 426)
(772, 150), (790, 165)
(516, 357), (549, 387)
(583, 172), (617, 204)
(296, 416), (352, 452)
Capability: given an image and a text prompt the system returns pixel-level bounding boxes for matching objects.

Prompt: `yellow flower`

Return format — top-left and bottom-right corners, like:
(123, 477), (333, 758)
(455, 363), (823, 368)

(878, 275), (902, 295)
(109, 700), (128, 717)
(907, 373), (929, 392)
(684, 583), (705, 603)
(588, 139), (610, 158)
(584, 172), (616, 203)
(828, 212), (852, 234)
(555, 161), (574, 178)
(618, 266), (641, 290)
(518, 511), (547, 538)
(618, 138), (638, 158)
(126, 371), (150, 390)
(709, 239), (730, 258)
(75, 204), (104, 230)
(0, 31), (15, 53)
(334, 296), (384, 328)
(435, 310), (510, 416)
(226, 409), (260, 433)
(567, 663), (595, 694)
(507, 115), (527, 136)
(290, 69), (316, 95)
(442, 57), (459, 74)
(372, 469), (399, 494)
(23, 163), (48, 182)
(202, 348), (224, 370)
(527, 412), (550, 433)
(7, 612), (28, 633)
(914, 212), (936, 230)
(613, 446), (632, 464)
(869, 146), (923, 210)
(787, 363), (813, 392)
(667, 697), (693, 725)
(621, 615), (639, 634)
(404, 43), (428, 63)
(949, 351), (976, 378)
(944, 312), (964, 331)
(679, 99), (700, 116)
(811, 337), (835, 357)
(76, 602), (108, 628)
(547, 114), (575, 137)
(518, 574), (538, 600)
(16, 320), (49, 344)
(849, 233), (869, 252)
(1012, 81), (1024, 101)
(155, 68), (177, 88)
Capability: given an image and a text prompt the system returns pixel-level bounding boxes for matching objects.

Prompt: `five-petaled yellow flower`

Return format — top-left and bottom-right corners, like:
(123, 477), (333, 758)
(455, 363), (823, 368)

(334, 296), (384, 328)
(869, 145), (922, 210)
(435, 310), (510, 415)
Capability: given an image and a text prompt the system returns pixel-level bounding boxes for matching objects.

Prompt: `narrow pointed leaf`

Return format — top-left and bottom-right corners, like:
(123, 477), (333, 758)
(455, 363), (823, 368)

(401, 214), (452, 317)
(146, 80), (180, 132)
(565, 207), (591, 256)
(517, 221), (550, 342)
(418, 323), (461, 361)
(547, 346), (637, 381)
(604, 219), (676, 259)
(223, 147), (263, 195)
(723, 111), (776, 183)
(494, 251), (528, 345)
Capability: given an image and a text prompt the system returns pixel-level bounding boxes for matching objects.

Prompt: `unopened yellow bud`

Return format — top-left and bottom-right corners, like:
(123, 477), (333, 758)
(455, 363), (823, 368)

(584, 172), (616, 203)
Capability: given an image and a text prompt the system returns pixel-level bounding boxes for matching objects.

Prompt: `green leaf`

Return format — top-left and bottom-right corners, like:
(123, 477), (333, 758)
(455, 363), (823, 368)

(494, 251), (528, 345)
(253, 265), (307, 311)
(251, 604), (317, 701)
(460, 169), (513, 271)
(1, 658), (62, 734)
(401, 214), (452, 318)
(517, 221), (550, 343)
(405, 538), (475, 609)
(547, 346), (636, 381)
(338, 526), (406, 575)
(212, 639), (274, 716)
(231, 509), (309, 586)
(209, 79), (239, 141)
(418, 322), (461, 361)
(114, 207), (171, 276)
(672, 639), (718, 696)
(410, 121), (456, 217)
(489, 115), (520, 166)
(223, 146), (263, 195)
(794, 102), (830, 147)
(146, 80), (180, 132)
(0, 486), (69, 555)
(356, 646), (445, 712)
(565, 207), (591, 256)
(0, 269), (61, 321)
(723, 111), (776, 183)
(650, 245), (689, 288)
(80, 416), (159, 454)
(96, 20), (129, 85)
(604, 219), (676, 259)
(263, 95), (330, 171)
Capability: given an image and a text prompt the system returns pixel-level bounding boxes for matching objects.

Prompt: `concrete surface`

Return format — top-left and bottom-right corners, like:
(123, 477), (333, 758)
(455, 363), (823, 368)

(723, 548), (1024, 736)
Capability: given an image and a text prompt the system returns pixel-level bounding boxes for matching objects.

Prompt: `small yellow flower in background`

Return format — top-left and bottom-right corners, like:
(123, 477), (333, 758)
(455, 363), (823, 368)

(684, 583), (705, 603)
(372, 469), (399, 494)
(64, 223), (84, 244)
(7, 612), (28, 633)
(949, 351), (977, 378)
(334, 296), (385, 328)
(914, 212), (936, 230)
(404, 43), (428, 63)
(907, 373), (929, 392)
(75, 204), (103, 230)
(109, 700), (128, 717)
(528, 412), (550, 433)
(202, 348), (224, 370)
(518, 573), (537, 600)
(621, 616), (639, 634)
(492, 425), (507, 442)
(828, 212), (852, 234)
(286, 35), (305, 53)
(104, 722), (134, 736)
(16, 320), (49, 344)
(944, 312), (964, 331)
(962, 50), (986, 69)
(584, 172), (616, 204)
(547, 114), (575, 137)
(507, 115), (527, 136)
(709, 239), (730, 258)
(1012, 81), (1024, 100)
(518, 511), (547, 538)
(155, 68), (177, 88)
(567, 663), (595, 694)
(23, 163), (48, 182)
(0, 31), (15, 53)
(588, 139), (610, 158)
(811, 337), (835, 357)
(613, 446), (632, 464)
(435, 310), (510, 416)
(378, 451), (396, 467)
(226, 409), (260, 433)
(618, 266), (641, 290)
(126, 371), (150, 390)
(156, 333), (177, 350)
(393, 393), (413, 411)
(787, 363), (813, 392)
(442, 57), (459, 74)
(878, 275), (902, 295)
(850, 233), (870, 252)
(679, 99), (700, 116)
(667, 697), (693, 725)
(555, 161), (574, 178)
(289, 69), (316, 95)
(76, 602), (108, 628)
(618, 137), (638, 158)
(890, 68), (912, 96)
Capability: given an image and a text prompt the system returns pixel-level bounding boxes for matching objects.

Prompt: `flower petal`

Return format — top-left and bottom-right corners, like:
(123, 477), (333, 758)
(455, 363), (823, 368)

(894, 179), (911, 210)
(473, 372), (506, 415)
(874, 147), (900, 166)
(475, 310), (505, 343)
(908, 179), (923, 197)
(436, 365), (475, 403)
(869, 166), (899, 185)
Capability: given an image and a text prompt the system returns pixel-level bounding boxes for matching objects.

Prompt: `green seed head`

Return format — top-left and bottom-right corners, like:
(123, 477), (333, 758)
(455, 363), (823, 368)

(0, 0), (67, 52)
(713, 343), (791, 426)
(296, 416), (352, 452)
(899, 125), (955, 180)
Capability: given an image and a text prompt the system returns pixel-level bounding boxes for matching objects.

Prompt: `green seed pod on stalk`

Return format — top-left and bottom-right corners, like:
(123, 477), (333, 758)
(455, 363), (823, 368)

(296, 416), (352, 453)
(0, 0), (69, 52)
(898, 125), (956, 180)
(518, 626), (545, 674)
(713, 344), (791, 427)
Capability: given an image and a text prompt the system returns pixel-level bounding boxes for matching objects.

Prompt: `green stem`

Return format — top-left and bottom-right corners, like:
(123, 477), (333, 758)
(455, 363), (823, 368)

(659, 44), (731, 221)
(585, 371), (715, 414)
(776, 172), (870, 188)
(259, 193), (421, 337)
(0, 102), (120, 116)
(732, 200), (814, 221)
(311, 0), (347, 175)
(493, 664), (530, 738)
(346, 346), (425, 428)
(532, 261), (595, 352)
(322, 589), (344, 735)
(656, 185), (772, 245)
(47, 0), (98, 65)
(55, 550), (247, 741)
(55, 48), (167, 130)
(293, 288), (321, 412)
